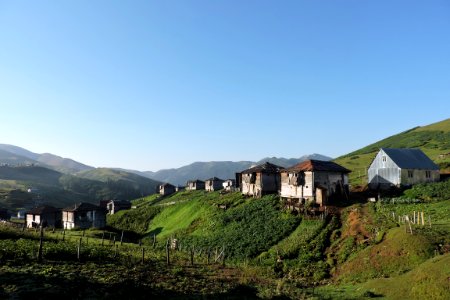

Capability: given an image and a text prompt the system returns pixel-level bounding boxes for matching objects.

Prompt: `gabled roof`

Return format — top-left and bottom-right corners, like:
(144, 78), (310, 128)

(187, 179), (205, 184)
(62, 202), (102, 212)
(160, 183), (176, 188)
(381, 148), (439, 170)
(283, 160), (351, 173)
(205, 177), (224, 182)
(27, 205), (59, 215)
(241, 162), (284, 174)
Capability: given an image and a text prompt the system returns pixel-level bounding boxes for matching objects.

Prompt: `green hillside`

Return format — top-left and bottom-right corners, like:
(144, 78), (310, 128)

(0, 166), (160, 210)
(76, 168), (161, 196)
(335, 118), (450, 186)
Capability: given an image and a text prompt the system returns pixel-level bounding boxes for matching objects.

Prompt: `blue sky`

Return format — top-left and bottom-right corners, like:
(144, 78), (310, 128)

(1, 1), (449, 171)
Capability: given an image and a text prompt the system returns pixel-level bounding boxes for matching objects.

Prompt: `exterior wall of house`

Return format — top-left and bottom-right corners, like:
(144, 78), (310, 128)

(26, 214), (37, 228)
(241, 172), (280, 197)
(160, 185), (176, 196)
(400, 169), (440, 186)
(206, 180), (224, 191)
(368, 150), (401, 189)
(222, 180), (234, 191)
(280, 171), (348, 206)
(63, 211), (75, 229)
(187, 182), (205, 190)
(63, 210), (106, 229)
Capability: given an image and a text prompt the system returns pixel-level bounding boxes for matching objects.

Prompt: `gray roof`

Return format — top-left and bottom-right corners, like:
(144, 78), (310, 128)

(241, 162), (284, 174)
(382, 148), (439, 170)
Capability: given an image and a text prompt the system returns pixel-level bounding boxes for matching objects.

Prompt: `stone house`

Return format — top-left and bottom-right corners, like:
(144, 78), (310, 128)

(159, 183), (176, 196)
(222, 179), (236, 191)
(280, 160), (350, 207)
(239, 162), (284, 198)
(62, 202), (106, 229)
(26, 205), (61, 228)
(186, 179), (205, 191)
(205, 177), (224, 192)
(106, 200), (131, 215)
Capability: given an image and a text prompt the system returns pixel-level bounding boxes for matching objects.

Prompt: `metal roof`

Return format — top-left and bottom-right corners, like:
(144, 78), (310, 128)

(27, 205), (59, 215)
(186, 179), (205, 184)
(382, 148), (439, 170)
(283, 160), (351, 173)
(62, 202), (102, 212)
(160, 183), (176, 188)
(240, 162), (284, 174)
(205, 177), (224, 182)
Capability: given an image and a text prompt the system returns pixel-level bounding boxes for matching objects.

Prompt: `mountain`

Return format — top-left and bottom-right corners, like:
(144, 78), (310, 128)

(0, 148), (39, 166)
(35, 153), (93, 173)
(334, 118), (450, 186)
(143, 154), (333, 186)
(76, 168), (161, 195)
(255, 154), (333, 167)
(0, 165), (161, 210)
(0, 144), (94, 174)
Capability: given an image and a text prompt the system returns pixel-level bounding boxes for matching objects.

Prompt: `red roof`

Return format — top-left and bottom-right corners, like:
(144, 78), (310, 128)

(283, 160), (350, 173)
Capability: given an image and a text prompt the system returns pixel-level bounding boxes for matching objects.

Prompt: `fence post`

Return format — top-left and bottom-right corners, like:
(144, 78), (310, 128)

(120, 230), (124, 246)
(77, 237), (82, 261)
(165, 238), (170, 266)
(62, 229), (65, 241)
(37, 225), (44, 262)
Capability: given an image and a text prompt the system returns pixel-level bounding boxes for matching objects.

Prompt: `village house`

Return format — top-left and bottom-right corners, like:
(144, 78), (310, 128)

(26, 205), (61, 228)
(62, 202), (106, 229)
(17, 209), (26, 219)
(186, 179), (205, 191)
(239, 162), (284, 198)
(205, 177), (224, 192)
(106, 200), (131, 215)
(159, 183), (176, 196)
(222, 179), (236, 192)
(368, 148), (440, 190)
(280, 160), (351, 207)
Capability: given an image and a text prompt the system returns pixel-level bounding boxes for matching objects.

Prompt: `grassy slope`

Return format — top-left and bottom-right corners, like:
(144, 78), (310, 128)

(334, 118), (450, 185)
(362, 253), (450, 300)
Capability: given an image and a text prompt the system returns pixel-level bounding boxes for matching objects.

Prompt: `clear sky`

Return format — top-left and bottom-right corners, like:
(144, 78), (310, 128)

(1, 1), (449, 171)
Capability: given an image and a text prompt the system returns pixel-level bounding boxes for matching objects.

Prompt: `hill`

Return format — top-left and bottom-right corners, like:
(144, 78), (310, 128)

(0, 166), (161, 210)
(334, 118), (450, 186)
(76, 168), (161, 196)
(0, 144), (94, 174)
(143, 154), (332, 186)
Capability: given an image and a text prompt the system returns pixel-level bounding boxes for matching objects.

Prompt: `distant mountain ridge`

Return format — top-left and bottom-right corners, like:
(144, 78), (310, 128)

(141, 154), (333, 186)
(0, 144), (94, 173)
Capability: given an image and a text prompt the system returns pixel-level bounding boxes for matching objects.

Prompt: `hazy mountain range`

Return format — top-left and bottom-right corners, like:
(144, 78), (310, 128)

(0, 143), (332, 186)
(136, 154), (332, 186)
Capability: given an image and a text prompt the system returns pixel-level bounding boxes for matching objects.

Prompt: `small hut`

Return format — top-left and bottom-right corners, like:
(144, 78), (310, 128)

(159, 183), (176, 196)
(62, 203), (106, 229)
(186, 179), (205, 191)
(205, 177), (224, 192)
(26, 205), (61, 228)
(239, 162), (284, 198)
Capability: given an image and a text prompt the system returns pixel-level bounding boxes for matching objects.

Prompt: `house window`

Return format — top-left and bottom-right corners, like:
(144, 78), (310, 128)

(408, 170), (413, 178)
(426, 171), (431, 178)
(382, 156), (386, 162)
